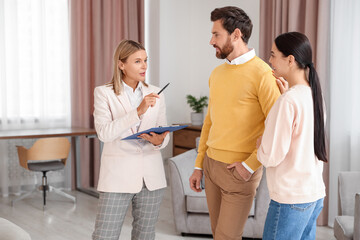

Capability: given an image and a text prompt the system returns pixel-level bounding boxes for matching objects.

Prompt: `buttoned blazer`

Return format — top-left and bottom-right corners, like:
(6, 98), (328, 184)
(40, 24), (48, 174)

(93, 83), (169, 193)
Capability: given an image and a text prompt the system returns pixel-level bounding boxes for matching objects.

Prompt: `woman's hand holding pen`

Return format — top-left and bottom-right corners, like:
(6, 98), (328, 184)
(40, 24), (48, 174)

(139, 131), (169, 146)
(137, 93), (159, 117)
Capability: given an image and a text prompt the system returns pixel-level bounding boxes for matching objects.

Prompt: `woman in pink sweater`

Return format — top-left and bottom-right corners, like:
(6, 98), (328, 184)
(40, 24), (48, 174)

(257, 32), (327, 240)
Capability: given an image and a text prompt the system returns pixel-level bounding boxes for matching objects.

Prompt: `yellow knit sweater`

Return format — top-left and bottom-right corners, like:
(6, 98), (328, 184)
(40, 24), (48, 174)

(195, 56), (280, 171)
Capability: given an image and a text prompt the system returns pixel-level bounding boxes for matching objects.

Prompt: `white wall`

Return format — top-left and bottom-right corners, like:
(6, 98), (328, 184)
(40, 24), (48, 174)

(145, 0), (260, 158)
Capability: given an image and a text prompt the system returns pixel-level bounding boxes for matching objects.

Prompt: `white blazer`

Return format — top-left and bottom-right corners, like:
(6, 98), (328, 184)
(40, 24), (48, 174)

(93, 83), (169, 193)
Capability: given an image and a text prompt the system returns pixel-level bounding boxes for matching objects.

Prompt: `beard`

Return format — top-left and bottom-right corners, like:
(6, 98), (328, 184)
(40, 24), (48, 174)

(214, 37), (233, 59)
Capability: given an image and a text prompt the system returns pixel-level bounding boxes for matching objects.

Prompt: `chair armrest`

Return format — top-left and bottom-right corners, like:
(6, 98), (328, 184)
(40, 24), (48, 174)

(354, 193), (360, 240)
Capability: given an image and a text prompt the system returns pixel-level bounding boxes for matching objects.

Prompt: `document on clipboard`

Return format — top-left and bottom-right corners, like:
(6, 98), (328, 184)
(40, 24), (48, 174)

(122, 125), (188, 140)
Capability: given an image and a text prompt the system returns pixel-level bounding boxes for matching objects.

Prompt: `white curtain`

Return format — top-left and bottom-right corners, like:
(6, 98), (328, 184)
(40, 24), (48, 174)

(0, 0), (70, 197)
(328, 0), (360, 226)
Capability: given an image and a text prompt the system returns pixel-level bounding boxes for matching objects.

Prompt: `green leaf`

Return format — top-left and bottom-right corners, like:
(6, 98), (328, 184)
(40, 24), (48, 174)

(186, 95), (208, 113)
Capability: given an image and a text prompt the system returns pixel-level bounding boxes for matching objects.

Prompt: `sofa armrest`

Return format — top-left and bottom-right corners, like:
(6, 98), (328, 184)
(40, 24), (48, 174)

(0, 218), (31, 240)
(168, 149), (199, 234)
(338, 171), (360, 216)
(254, 169), (270, 217)
(195, 137), (200, 152)
(169, 149), (198, 196)
(169, 159), (188, 234)
(354, 193), (360, 240)
(248, 168), (270, 238)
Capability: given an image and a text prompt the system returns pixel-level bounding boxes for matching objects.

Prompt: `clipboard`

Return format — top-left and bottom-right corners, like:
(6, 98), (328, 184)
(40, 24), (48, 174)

(122, 125), (188, 140)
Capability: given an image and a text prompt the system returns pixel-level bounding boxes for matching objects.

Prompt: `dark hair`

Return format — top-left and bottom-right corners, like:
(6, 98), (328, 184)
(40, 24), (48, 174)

(211, 6), (252, 44)
(274, 32), (327, 162)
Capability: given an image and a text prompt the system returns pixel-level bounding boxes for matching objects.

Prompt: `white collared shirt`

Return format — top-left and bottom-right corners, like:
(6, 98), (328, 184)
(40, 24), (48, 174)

(123, 81), (143, 109)
(225, 48), (256, 65)
(123, 81), (143, 129)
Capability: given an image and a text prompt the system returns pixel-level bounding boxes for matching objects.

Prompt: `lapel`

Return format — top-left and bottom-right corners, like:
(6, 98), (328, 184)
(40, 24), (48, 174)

(116, 88), (137, 134)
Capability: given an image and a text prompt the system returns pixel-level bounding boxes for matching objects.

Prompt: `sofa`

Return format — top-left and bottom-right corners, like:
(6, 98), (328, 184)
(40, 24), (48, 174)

(0, 218), (31, 240)
(334, 171), (360, 240)
(168, 147), (270, 238)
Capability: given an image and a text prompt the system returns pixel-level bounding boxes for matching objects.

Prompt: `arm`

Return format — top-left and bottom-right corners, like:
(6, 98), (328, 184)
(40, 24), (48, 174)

(189, 97), (212, 192)
(190, 79), (212, 192)
(257, 98), (294, 167)
(194, 101), (212, 169)
(189, 109), (211, 192)
(242, 70), (281, 172)
(93, 87), (140, 142)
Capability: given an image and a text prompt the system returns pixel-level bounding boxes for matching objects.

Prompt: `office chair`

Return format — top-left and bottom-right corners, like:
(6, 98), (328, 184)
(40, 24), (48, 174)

(11, 137), (76, 208)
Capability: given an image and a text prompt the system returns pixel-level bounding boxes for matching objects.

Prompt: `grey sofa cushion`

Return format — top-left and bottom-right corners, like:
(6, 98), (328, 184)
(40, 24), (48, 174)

(0, 218), (31, 240)
(186, 213), (212, 234)
(186, 194), (255, 216)
(186, 194), (209, 213)
(334, 215), (353, 240)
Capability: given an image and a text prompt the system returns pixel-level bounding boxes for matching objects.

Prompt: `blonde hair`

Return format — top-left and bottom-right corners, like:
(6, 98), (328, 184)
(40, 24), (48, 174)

(108, 39), (148, 95)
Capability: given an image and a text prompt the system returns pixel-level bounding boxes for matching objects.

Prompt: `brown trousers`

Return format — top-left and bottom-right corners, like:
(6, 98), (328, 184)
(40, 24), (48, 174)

(203, 154), (263, 240)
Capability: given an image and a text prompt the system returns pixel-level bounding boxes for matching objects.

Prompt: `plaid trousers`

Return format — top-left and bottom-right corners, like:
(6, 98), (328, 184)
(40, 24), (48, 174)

(92, 184), (165, 240)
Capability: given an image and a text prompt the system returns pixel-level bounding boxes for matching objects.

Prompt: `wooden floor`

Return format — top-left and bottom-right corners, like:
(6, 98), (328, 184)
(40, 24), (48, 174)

(0, 187), (336, 240)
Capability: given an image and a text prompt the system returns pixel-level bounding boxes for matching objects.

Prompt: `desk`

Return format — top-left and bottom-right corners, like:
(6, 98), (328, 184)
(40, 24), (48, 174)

(173, 124), (202, 156)
(0, 127), (97, 196)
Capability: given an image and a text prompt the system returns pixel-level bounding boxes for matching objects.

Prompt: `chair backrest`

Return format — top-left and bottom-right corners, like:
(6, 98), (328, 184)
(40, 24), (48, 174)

(338, 171), (360, 216)
(16, 137), (71, 170)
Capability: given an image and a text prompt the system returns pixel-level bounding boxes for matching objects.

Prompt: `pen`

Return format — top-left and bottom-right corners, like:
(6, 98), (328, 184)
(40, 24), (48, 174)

(157, 83), (170, 94)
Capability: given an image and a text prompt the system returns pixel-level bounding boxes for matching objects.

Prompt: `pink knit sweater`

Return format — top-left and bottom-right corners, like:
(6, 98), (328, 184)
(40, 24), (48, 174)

(257, 85), (325, 204)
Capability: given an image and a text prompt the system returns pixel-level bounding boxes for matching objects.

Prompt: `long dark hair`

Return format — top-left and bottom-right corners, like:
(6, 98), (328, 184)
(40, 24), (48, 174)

(275, 32), (327, 162)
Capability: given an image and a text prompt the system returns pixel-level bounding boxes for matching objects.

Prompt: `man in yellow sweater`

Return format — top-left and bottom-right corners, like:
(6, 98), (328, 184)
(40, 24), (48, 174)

(189, 6), (280, 239)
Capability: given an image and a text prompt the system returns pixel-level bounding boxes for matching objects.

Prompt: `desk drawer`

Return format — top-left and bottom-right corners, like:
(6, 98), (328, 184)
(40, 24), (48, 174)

(173, 129), (200, 149)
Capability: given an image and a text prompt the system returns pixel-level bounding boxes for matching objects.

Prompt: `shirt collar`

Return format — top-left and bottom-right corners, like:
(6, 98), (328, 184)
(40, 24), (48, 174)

(225, 48), (256, 65)
(123, 81), (143, 94)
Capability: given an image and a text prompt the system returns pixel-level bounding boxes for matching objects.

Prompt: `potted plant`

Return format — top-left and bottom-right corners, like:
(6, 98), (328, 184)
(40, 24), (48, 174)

(186, 95), (208, 125)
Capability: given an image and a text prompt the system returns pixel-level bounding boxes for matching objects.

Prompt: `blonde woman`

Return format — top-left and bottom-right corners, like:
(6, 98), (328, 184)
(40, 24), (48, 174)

(92, 39), (169, 240)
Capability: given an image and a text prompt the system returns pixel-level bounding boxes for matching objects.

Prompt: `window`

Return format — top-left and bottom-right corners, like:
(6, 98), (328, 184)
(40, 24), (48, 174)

(0, 0), (70, 196)
(0, 0), (70, 129)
